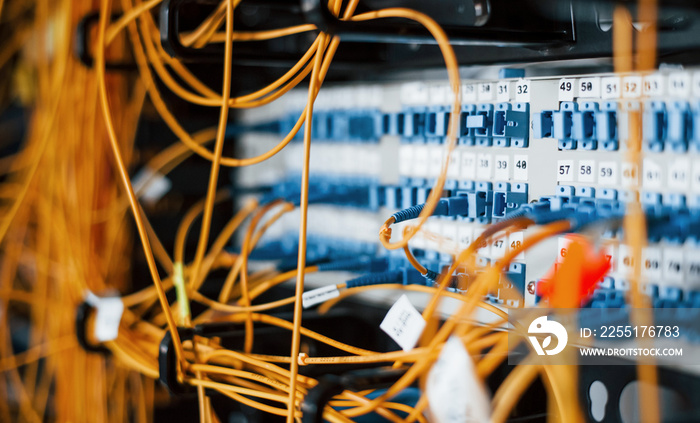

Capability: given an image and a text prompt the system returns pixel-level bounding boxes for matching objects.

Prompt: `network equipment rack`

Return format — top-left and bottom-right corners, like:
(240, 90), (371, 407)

(7, 0), (700, 422)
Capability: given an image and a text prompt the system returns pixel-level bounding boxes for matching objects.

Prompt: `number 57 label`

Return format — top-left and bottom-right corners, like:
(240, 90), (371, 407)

(557, 160), (574, 182)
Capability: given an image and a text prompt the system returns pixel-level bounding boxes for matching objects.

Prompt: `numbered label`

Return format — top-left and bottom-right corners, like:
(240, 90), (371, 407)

(515, 80), (531, 102)
(598, 161), (618, 185)
(557, 160), (574, 182)
(578, 160), (596, 183)
(578, 77), (601, 98)
(642, 247), (663, 281)
(621, 162), (638, 187)
(601, 76), (621, 99)
(462, 83), (477, 102)
(494, 155), (510, 181)
(457, 225), (473, 250)
(643, 74), (664, 96)
(668, 72), (690, 97)
(621, 76), (642, 98)
(478, 83), (494, 101)
(490, 238), (507, 259)
(668, 158), (690, 190)
(448, 150), (461, 178)
(509, 232), (525, 261)
(496, 81), (511, 102)
(477, 153), (493, 179)
(461, 152), (476, 180)
(663, 248), (685, 283)
(513, 155), (529, 181)
(617, 245), (635, 276)
(558, 78), (575, 101)
(685, 251), (700, 285)
(643, 158), (663, 189)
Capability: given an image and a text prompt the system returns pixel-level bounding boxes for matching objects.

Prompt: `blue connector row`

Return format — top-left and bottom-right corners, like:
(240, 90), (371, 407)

(642, 100), (700, 152)
(279, 109), (384, 143)
(392, 103), (530, 147)
(383, 182), (529, 225)
(534, 101), (619, 151)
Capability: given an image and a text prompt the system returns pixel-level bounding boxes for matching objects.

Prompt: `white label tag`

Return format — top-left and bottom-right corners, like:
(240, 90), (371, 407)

(86, 293), (124, 343)
(457, 225), (474, 250)
(509, 232), (525, 260)
(668, 158), (690, 190)
(621, 162), (638, 188)
(617, 245), (635, 276)
(427, 336), (492, 423)
(302, 285), (340, 309)
(429, 85), (449, 105)
(513, 155), (529, 181)
(668, 72), (690, 98)
(642, 247), (662, 281)
(380, 295), (426, 352)
(557, 160), (574, 182)
(414, 146), (429, 177)
(477, 153), (493, 180)
(578, 77), (601, 98)
(663, 249), (685, 283)
(496, 81), (511, 102)
(462, 84), (477, 103)
(578, 160), (596, 183)
(693, 160), (700, 193)
(461, 152), (476, 180)
(643, 74), (664, 97)
(601, 76), (621, 99)
(490, 238), (507, 259)
(398, 145), (414, 176)
(477, 83), (494, 101)
(401, 82), (429, 105)
(693, 72), (700, 98)
(515, 80), (531, 102)
(494, 155), (510, 181)
(429, 147), (444, 178)
(448, 150), (461, 179)
(132, 167), (172, 204)
(642, 158), (663, 189)
(598, 161), (618, 185)
(558, 78), (575, 101)
(622, 76), (642, 98)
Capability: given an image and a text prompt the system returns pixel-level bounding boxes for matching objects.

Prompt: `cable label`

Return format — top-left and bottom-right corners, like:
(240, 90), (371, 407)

(427, 336), (492, 423)
(380, 295), (426, 352)
(302, 285), (340, 309)
(85, 292), (124, 343)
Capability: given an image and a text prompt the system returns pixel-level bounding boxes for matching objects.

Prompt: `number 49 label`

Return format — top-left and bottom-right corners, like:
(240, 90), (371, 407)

(558, 78), (575, 101)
